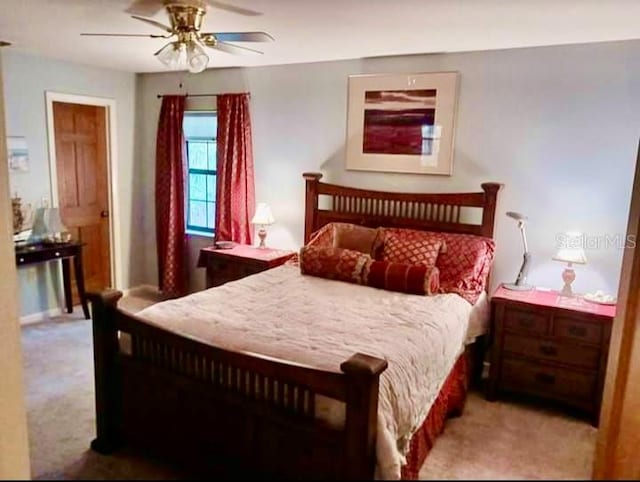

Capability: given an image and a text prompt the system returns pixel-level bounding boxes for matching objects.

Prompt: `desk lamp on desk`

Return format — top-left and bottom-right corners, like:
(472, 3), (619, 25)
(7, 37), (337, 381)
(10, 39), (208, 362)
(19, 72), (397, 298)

(504, 211), (533, 291)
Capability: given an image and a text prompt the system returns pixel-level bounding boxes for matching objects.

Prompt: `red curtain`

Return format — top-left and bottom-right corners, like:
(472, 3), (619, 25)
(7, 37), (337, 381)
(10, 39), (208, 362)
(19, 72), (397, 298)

(155, 95), (187, 298)
(215, 93), (255, 244)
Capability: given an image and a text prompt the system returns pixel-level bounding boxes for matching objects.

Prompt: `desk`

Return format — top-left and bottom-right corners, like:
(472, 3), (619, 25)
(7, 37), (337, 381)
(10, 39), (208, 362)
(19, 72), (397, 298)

(15, 242), (90, 319)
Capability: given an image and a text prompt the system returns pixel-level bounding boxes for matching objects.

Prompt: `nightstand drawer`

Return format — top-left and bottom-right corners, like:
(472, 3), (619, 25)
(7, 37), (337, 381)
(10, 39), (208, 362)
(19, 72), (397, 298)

(199, 245), (296, 289)
(501, 357), (596, 402)
(554, 316), (602, 345)
(207, 257), (269, 287)
(503, 308), (550, 336)
(503, 334), (600, 369)
(210, 259), (235, 277)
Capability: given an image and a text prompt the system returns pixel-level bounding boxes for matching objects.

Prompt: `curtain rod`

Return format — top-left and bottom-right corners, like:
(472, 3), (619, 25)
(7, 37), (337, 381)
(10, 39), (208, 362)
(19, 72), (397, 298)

(156, 93), (251, 99)
(156, 93), (217, 99)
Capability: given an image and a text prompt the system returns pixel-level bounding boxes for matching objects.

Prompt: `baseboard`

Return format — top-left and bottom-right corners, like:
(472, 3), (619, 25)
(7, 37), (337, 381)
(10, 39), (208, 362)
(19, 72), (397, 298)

(122, 284), (160, 296)
(20, 306), (65, 325)
(20, 285), (161, 325)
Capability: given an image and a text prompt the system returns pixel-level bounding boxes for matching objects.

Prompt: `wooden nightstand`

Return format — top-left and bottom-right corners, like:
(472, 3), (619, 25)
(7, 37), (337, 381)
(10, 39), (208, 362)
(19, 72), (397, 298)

(197, 244), (296, 288)
(487, 284), (615, 425)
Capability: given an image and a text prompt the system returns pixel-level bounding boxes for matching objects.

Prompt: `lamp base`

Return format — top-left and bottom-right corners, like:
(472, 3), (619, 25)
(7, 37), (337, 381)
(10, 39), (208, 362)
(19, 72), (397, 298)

(560, 266), (576, 297)
(503, 283), (534, 291)
(257, 227), (267, 249)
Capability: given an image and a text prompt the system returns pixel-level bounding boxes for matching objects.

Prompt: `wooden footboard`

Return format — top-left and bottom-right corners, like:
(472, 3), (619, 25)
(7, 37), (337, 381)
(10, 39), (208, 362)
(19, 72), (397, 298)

(88, 290), (388, 480)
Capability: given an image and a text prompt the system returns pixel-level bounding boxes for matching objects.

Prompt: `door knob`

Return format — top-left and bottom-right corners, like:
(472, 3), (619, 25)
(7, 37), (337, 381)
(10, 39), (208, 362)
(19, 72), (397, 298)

(101, 210), (109, 218)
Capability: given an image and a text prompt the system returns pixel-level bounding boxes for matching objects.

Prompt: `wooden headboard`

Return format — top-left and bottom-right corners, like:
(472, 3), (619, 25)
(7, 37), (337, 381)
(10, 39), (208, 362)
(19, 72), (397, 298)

(303, 172), (503, 243)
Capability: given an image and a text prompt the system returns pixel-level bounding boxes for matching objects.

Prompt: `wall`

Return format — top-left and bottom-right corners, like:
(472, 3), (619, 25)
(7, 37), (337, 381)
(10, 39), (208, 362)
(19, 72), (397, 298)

(138, 40), (640, 295)
(0, 50), (31, 480)
(2, 50), (139, 317)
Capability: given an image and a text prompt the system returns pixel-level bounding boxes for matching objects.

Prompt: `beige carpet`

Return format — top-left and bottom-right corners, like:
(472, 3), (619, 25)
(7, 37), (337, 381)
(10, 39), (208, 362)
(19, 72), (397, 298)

(21, 290), (597, 480)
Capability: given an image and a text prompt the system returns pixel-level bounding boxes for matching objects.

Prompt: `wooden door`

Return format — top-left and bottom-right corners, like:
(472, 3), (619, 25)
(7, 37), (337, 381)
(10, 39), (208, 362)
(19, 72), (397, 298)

(593, 141), (640, 479)
(53, 102), (111, 296)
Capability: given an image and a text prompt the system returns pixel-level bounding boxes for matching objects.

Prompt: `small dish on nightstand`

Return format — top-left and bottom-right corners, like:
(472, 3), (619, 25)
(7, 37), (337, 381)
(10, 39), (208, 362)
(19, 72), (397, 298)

(214, 241), (235, 250)
(583, 291), (617, 305)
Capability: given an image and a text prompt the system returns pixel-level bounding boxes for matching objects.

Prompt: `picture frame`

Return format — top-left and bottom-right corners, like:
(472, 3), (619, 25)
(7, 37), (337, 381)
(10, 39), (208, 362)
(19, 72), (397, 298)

(7, 136), (30, 172)
(345, 71), (459, 175)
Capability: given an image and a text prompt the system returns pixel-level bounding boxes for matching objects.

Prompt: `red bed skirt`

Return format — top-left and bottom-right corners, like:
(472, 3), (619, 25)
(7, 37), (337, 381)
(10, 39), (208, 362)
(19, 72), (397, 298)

(400, 352), (469, 479)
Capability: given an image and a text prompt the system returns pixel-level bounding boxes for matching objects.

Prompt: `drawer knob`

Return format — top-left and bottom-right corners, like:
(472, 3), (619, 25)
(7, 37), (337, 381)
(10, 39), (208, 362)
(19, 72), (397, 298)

(19, 257), (24, 263)
(535, 372), (556, 385)
(55, 252), (60, 256)
(568, 325), (587, 337)
(539, 344), (558, 356)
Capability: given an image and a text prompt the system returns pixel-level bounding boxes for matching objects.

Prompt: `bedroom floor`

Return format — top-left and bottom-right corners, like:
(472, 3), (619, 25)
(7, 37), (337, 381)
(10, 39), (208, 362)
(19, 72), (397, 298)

(21, 291), (597, 480)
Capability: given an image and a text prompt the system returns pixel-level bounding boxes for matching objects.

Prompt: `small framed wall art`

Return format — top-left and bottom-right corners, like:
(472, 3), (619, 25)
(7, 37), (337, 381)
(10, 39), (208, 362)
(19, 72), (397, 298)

(346, 71), (459, 175)
(7, 136), (30, 172)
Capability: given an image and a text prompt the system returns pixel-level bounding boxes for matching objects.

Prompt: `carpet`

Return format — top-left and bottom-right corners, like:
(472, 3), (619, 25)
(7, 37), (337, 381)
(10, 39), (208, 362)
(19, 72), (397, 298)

(21, 293), (597, 480)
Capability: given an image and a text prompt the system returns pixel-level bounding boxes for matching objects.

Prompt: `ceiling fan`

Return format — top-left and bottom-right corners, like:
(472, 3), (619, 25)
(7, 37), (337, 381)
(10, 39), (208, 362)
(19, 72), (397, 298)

(81, 0), (274, 73)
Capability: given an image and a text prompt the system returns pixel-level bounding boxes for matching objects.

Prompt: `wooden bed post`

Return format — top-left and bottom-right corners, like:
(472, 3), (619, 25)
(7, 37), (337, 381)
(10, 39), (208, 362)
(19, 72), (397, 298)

(480, 183), (503, 238)
(340, 353), (388, 480)
(303, 172), (323, 243)
(87, 289), (123, 454)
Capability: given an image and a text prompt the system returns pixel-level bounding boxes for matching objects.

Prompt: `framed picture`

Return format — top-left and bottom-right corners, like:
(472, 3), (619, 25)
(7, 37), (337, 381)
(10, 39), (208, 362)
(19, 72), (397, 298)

(7, 136), (29, 172)
(346, 71), (459, 175)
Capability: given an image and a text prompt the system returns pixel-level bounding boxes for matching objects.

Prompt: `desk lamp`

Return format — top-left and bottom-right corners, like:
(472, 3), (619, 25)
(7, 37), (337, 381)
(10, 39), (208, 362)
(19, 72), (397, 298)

(504, 211), (533, 291)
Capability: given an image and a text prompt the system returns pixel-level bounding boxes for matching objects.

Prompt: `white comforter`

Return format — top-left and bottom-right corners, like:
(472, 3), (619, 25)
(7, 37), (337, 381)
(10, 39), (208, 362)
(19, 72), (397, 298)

(136, 264), (473, 479)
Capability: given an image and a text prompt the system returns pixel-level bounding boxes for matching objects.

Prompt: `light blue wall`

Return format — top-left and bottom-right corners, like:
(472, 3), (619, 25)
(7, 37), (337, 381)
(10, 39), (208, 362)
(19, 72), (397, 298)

(5, 39), (639, 313)
(139, 40), (640, 296)
(2, 50), (137, 318)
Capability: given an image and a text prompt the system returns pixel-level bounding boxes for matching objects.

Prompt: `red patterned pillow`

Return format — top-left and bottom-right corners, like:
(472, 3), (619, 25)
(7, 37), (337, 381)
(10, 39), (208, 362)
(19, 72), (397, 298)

(436, 233), (495, 304)
(333, 223), (380, 255)
(299, 245), (439, 296)
(363, 260), (439, 295)
(380, 230), (445, 269)
(308, 222), (381, 255)
(299, 245), (370, 283)
(307, 223), (335, 248)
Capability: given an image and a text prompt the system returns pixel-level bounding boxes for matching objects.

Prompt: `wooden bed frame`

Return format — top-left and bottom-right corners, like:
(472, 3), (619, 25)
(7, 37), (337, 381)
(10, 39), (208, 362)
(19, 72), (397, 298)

(88, 173), (502, 479)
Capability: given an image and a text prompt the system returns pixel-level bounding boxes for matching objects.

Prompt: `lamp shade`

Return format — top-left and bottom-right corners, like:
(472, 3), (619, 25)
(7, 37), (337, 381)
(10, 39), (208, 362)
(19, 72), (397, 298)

(251, 203), (275, 225)
(28, 207), (67, 243)
(156, 40), (209, 73)
(553, 232), (587, 265)
(187, 41), (209, 73)
(156, 41), (184, 70)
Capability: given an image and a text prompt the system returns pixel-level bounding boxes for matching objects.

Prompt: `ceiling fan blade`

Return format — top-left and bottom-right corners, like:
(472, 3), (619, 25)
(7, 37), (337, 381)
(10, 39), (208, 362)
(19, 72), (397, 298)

(81, 33), (166, 38)
(207, 0), (262, 16)
(125, 0), (164, 17)
(131, 15), (174, 33)
(203, 31), (274, 42)
(208, 41), (263, 56)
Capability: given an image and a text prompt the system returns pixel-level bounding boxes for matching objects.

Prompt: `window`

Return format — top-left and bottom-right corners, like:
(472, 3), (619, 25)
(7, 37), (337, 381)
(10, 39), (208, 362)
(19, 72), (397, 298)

(184, 112), (217, 235)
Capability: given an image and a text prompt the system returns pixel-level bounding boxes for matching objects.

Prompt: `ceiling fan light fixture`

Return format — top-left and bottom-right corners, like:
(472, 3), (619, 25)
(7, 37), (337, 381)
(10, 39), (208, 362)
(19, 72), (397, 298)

(187, 41), (209, 73)
(156, 41), (185, 70)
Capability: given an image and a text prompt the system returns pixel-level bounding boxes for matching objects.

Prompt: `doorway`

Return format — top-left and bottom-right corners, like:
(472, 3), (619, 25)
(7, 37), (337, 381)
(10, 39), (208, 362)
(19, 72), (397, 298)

(45, 92), (121, 294)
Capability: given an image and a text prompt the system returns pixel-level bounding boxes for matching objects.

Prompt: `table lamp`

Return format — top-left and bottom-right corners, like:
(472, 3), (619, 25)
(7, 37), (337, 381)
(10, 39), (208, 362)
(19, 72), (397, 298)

(27, 207), (68, 245)
(504, 211), (533, 291)
(251, 203), (275, 249)
(553, 232), (587, 297)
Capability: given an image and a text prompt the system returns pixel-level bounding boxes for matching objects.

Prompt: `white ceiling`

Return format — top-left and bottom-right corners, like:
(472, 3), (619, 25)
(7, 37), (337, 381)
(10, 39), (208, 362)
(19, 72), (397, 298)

(1, 0), (640, 73)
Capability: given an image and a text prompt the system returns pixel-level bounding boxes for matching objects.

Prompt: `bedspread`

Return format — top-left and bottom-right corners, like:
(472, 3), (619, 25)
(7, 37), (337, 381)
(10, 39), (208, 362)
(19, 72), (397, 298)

(136, 264), (473, 479)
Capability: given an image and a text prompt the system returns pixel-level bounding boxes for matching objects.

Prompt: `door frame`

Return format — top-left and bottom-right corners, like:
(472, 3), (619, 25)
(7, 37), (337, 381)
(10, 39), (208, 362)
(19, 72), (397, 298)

(45, 91), (122, 290)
